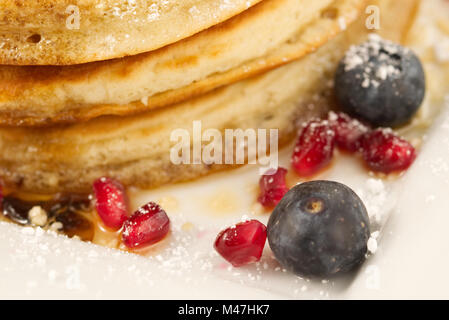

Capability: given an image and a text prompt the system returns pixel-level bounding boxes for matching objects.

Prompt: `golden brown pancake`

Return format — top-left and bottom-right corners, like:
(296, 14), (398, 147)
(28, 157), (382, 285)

(0, 0), (263, 65)
(0, 0), (364, 126)
(405, 0), (449, 110)
(0, 0), (422, 193)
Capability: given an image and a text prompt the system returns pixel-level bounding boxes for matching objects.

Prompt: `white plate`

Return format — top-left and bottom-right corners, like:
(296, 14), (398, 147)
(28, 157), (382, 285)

(0, 98), (448, 299)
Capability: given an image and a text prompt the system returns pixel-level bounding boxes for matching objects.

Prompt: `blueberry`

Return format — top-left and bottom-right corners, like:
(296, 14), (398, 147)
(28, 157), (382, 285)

(335, 34), (425, 127)
(267, 180), (370, 277)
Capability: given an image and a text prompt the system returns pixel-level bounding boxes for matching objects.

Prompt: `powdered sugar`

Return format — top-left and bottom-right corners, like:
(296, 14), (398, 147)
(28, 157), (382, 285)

(342, 34), (403, 88)
(367, 231), (380, 254)
(356, 178), (389, 225)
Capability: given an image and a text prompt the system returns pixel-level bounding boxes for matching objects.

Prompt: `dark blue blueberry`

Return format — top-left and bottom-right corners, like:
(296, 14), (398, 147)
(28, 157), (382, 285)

(335, 34), (425, 127)
(267, 180), (370, 277)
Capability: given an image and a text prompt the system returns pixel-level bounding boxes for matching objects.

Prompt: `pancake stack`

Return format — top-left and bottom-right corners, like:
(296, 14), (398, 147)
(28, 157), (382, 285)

(0, 0), (420, 193)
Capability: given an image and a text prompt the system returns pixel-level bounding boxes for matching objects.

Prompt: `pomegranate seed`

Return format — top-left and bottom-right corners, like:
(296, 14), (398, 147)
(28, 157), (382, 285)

(291, 120), (335, 176)
(360, 129), (416, 173)
(214, 220), (267, 267)
(258, 167), (289, 207)
(328, 111), (369, 152)
(122, 202), (170, 249)
(93, 177), (129, 230)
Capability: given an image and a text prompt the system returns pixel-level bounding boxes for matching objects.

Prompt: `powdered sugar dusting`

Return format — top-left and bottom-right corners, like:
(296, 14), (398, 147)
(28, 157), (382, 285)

(356, 178), (391, 226)
(342, 34), (404, 88)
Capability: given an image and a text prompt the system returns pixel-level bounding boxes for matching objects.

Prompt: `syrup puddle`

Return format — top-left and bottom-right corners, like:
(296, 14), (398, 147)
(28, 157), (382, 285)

(1, 192), (95, 241)
(202, 188), (240, 217)
(0, 191), (171, 257)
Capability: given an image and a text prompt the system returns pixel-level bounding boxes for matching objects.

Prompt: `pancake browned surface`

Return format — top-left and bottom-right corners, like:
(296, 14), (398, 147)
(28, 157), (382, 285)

(0, 0), (421, 193)
(0, 0), (263, 65)
(0, 0), (363, 126)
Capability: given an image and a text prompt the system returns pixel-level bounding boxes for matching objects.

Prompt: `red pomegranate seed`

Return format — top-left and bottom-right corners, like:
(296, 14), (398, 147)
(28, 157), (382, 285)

(214, 220), (267, 267)
(258, 167), (289, 207)
(328, 111), (369, 152)
(122, 202), (170, 249)
(361, 129), (416, 173)
(291, 120), (335, 176)
(93, 177), (129, 230)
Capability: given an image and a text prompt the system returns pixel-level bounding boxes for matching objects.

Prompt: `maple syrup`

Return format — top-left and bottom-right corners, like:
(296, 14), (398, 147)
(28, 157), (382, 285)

(1, 192), (94, 242)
